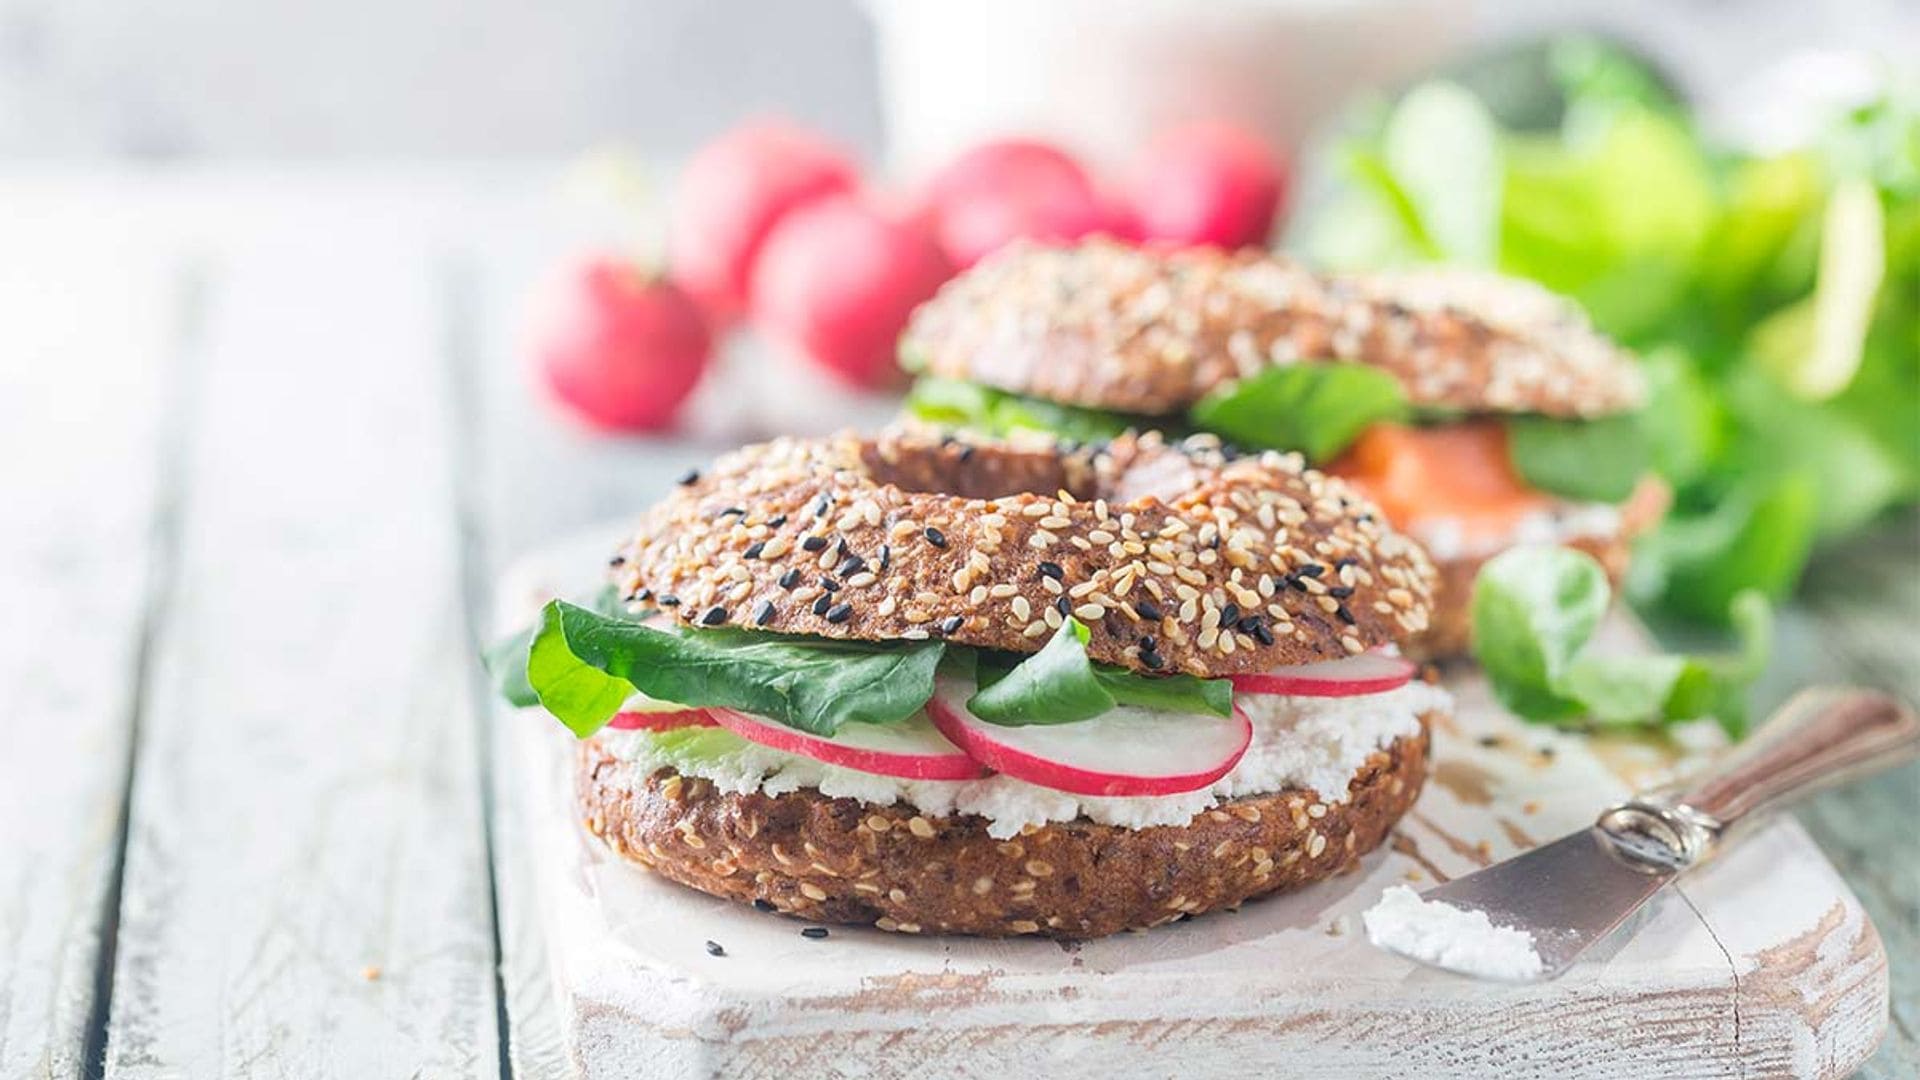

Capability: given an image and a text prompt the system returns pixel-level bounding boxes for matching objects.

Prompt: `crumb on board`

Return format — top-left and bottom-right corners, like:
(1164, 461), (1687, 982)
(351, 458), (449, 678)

(360, 965), (381, 982)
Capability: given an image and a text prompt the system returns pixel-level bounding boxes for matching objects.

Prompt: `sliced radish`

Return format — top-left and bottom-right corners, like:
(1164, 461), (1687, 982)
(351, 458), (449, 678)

(925, 680), (1250, 797)
(605, 708), (717, 732)
(707, 706), (988, 781)
(1230, 651), (1416, 697)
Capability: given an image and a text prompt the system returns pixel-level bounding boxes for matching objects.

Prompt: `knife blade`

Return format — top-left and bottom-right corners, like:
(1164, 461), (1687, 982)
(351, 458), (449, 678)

(1368, 687), (1919, 981)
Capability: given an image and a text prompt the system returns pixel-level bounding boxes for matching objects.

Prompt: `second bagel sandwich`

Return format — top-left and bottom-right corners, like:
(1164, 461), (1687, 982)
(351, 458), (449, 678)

(901, 240), (1667, 657)
(496, 429), (1450, 938)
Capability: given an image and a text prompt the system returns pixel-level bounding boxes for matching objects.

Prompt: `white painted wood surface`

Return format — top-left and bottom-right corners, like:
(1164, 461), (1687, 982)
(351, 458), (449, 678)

(497, 536), (1890, 1080)
(99, 237), (498, 1077)
(0, 246), (179, 1080)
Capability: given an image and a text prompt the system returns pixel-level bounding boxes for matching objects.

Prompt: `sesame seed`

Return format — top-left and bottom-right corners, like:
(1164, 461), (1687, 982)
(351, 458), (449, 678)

(819, 576), (841, 592)
(753, 600), (775, 626)
(811, 595), (833, 616)
(700, 606), (728, 626)
(1038, 561), (1064, 580)
(923, 526), (947, 548)
(825, 603), (853, 624)
(607, 553), (626, 567)
(704, 940), (725, 957)
(800, 927), (829, 940)
(768, 514), (787, 528)
(1074, 603), (1106, 621)
(1135, 598), (1163, 621)
(801, 535), (828, 553)
(676, 469), (700, 486)
(743, 542), (765, 559)
(878, 544), (891, 572)
(847, 572), (877, 588)
(778, 569), (802, 590)
(753, 899), (776, 912)
(837, 555), (866, 577)
(658, 594), (681, 607)
(1055, 596), (1072, 617)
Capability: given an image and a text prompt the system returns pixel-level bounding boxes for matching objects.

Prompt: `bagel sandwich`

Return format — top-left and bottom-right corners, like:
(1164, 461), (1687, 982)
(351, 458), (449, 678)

(494, 429), (1449, 939)
(900, 240), (1666, 657)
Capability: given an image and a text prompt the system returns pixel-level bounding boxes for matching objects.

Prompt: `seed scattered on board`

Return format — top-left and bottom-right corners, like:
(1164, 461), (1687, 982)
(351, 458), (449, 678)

(704, 940), (726, 957)
(801, 927), (830, 940)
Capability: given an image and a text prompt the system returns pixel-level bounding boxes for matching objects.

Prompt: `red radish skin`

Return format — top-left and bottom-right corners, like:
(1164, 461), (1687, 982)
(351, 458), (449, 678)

(605, 708), (717, 732)
(919, 139), (1113, 268)
(533, 258), (713, 432)
(667, 120), (860, 323)
(707, 707), (988, 781)
(925, 687), (1251, 797)
(749, 194), (953, 390)
(1129, 122), (1288, 250)
(1229, 652), (1416, 698)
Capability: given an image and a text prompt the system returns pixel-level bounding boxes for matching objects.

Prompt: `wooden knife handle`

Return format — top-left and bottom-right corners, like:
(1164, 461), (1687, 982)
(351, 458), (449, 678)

(1664, 687), (1920, 836)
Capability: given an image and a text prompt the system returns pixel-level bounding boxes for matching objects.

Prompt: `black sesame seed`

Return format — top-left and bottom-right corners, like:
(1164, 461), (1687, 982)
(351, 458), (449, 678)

(633, 588), (654, 602)
(1287, 576), (1309, 593)
(1055, 596), (1072, 617)
(836, 554), (866, 577)
(1358, 513), (1376, 524)
(812, 494), (831, 517)
(1477, 735), (1502, 748)
(1251, 621), (1275, 645)
(1328, 585), (1354, 599)
(938, 615), (964, 635)
(753, 600), (775, 626)
(608, 553), (626, 567)
(877, 544), (891, 572)
(1135, 598), (1163, 621)
(658, 594), (682, 607)
(1038, 561), (1064, 580)
(768, 514), (788, 528)
(743, 541), (765, 559)
(778, 569), (802, 590)
(819, 576), (841, 592)
(801, 535), (828, 553)
(1220, 602), (1240, 626)
(833, 537), (849, 559)
(923, 526), (948, 549)
(753, 898), (776, 912)
(1335, 605), (1356, 626)
(1334, 557), (1358, 570)
(716, 506), (746, 519)
(1141, 650), (1166, 671)
(801, 927), (829, 940)
(1236, 615), (1261, 634)
(676, 469), (700, 486)
(1298, 564), (1325, 578)
(700, 605), (729, 626)
(704, 940), (726, 957)
(1139, 634), (1157, 651)
(824, 603), (853, 624)
(956, 445), (975, 463)
(812, 594), (833, 616)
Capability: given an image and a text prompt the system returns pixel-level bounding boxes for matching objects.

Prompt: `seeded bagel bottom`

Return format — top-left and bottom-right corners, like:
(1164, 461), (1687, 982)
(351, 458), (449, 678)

(575, 716), (1432, 939)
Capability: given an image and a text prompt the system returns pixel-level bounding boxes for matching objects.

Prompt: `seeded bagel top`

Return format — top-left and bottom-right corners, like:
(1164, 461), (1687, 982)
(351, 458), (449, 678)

(900, 239), (1645, 419)
(610, 429), (1436, 677)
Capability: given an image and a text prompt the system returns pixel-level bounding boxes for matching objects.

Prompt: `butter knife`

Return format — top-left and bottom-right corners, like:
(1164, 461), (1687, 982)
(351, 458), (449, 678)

(1368, 686), (1920, 981)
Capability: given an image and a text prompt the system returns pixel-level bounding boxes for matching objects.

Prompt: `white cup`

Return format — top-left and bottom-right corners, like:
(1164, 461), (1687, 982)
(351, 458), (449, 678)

(865, 0), (1476, 177)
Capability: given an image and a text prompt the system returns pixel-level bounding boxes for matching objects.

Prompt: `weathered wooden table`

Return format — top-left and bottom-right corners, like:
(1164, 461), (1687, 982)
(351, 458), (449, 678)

(2, 168), (1914, 1079)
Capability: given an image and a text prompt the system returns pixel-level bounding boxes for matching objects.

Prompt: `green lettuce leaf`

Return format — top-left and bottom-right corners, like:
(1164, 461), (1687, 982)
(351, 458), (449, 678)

(1189, 363), (1409, 462)
(967, 619), (1233, 725)
(522, 600), (946, 738)
(1473, 546), (1771, 731)
(905, 376), (1139, 444)
(1505, 412), (1650, 503)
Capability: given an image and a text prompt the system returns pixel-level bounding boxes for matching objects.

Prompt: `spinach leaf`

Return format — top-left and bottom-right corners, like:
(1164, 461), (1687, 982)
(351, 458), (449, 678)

(967, 619), (1233, 725)
(1189, 363), (1409, 462)
(523, 600), (945, 739)
(1505, 412), (1650, 503)
(1472, 546), (1771, 732)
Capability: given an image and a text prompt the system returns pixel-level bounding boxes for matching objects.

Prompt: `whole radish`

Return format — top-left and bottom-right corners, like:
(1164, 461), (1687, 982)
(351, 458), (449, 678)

(667, 119), (859, 323)
(533, 256), (713, 432)
(919, 138), (1111, 268)
(1129, 122), (1288, 249)
(750, 194), (953, 391)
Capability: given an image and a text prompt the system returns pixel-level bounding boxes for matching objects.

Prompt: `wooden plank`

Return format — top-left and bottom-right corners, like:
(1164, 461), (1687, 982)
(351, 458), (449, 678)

(101, 233), (500, 1077)
(498, 534), (1886, 1080)
(0, 244), (179, 1079)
